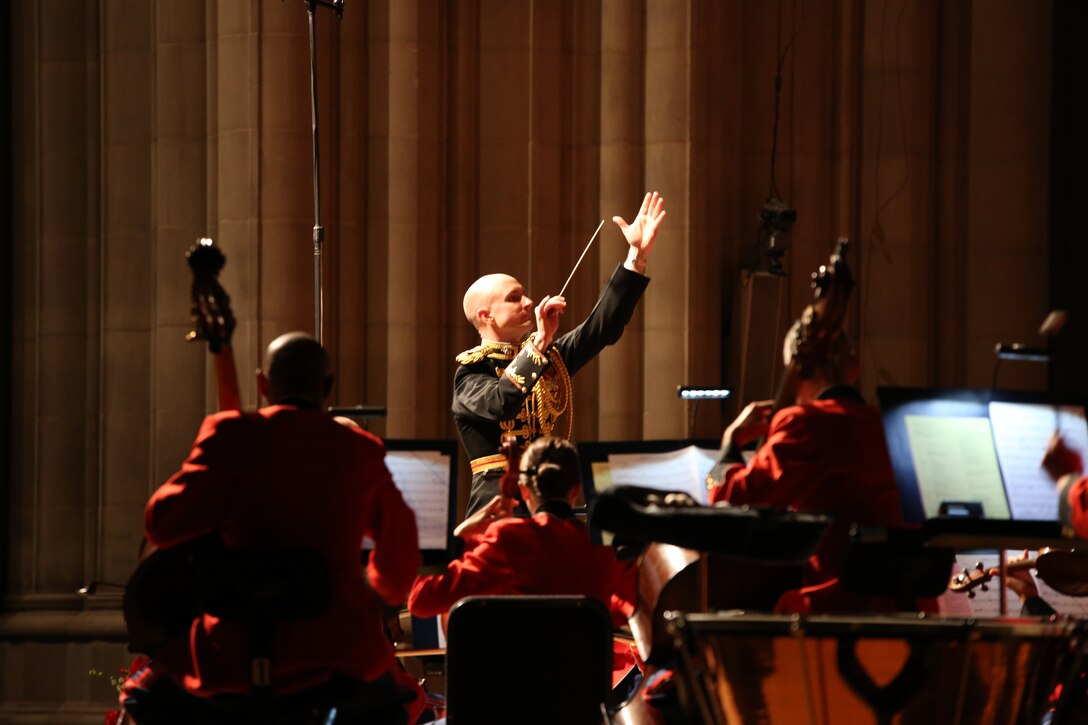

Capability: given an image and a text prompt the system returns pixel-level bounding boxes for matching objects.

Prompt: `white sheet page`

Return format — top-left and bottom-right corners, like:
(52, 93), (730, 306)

(384, 450), (451, 550)
(904, 416), (1010, 519)
(606, 445), (718, 505)
(989, 402), (1088, 520)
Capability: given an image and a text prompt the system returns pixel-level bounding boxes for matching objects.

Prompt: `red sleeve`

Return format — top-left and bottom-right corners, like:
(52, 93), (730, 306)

(144, 412), (241, 548)
(407, 523), (514, 618)
(607, 559), (639, 625)
(1061, 475), (1088, 538)
(364, 452), (421, 605)
(712, 407), (818, 508)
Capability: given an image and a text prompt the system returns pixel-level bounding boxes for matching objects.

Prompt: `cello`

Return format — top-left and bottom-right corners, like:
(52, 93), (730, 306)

(123, 237), (240, 655)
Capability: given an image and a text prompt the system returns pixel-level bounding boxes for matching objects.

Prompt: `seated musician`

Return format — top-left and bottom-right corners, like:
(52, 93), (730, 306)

(407, 436), (639, 684)
(707, 324), (905, 612)
(121, 333), (425, 724)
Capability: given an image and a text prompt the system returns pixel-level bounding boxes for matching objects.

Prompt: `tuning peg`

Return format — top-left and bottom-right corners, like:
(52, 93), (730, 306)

(980, 583), (989, 592)
(967, 591), (976, 599)
(974, 562), (985, 572)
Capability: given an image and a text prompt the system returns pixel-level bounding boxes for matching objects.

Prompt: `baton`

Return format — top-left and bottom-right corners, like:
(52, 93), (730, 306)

(557, 219), (606, 298)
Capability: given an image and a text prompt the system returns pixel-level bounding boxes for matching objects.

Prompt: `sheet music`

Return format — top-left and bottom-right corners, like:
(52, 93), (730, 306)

(904, 416), (1010, 519)
(938, 552), (1088, 618)
(606, 445), (718, 505)
(385, 450), (451, 550)
(989, 402), (1088, 520)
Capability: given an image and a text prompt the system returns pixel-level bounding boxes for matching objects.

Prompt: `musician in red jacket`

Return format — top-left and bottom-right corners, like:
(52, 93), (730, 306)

(707, 326), (904, 603)
(122, 333), (424, 724)
(1042, 433), (1088, 537)
(408, 437), (638, 680)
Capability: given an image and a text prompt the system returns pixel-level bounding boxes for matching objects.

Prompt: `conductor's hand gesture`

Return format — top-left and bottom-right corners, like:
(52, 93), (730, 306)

(614, 191), (667, 274)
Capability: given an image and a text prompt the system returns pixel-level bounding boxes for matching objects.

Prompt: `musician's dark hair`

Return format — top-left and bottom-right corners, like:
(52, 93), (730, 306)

(520, 436), (580, 500)
(782, 320), (854, 383)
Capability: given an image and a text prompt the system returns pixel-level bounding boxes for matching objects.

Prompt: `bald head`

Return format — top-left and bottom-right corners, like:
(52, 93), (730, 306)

(462, 273), (534, 342)
(463, 274), (517, 330)
(260, 332), (332, 406)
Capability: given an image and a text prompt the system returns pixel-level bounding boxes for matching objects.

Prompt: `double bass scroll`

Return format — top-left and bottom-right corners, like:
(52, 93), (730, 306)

(772, 237), (853, 413)
(185, 237), (241, 412)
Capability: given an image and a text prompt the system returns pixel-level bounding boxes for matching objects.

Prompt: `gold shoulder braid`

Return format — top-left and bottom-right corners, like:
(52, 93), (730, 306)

(456, 340), (518, 365)
(496, 346), (574, 445)
(529, 347), (573, 440)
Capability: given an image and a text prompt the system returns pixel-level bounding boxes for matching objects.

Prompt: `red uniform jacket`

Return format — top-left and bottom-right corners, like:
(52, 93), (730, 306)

(407, 502), (637, 628)
(1059, 475), (1088, 537)
(145, 405), (421, 702)
(708, 390), (904, 583)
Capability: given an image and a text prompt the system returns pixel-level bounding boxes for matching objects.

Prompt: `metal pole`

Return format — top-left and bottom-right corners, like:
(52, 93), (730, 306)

(306, 1), (324, 342)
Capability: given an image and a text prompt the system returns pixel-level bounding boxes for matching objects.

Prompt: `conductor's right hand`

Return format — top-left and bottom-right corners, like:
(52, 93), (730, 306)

(532, 294), (566, 351)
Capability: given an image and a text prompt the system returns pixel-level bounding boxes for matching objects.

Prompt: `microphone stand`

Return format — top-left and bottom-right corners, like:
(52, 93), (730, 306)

(304, 0), (344, 342)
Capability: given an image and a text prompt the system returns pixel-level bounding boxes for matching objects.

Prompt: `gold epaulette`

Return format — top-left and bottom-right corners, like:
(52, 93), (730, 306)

(455, 344), (490, 365)
(455, 340), (519, 365)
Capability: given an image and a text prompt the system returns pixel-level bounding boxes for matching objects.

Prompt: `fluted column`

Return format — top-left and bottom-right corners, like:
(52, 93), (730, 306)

(8, 0), (101, 603)
(641, 0), (689, 438)
(960, 0), (1051, 390)
(597, 0), (645, 440)
(146, 0), (209, 568)
(213, 1), (262, 408)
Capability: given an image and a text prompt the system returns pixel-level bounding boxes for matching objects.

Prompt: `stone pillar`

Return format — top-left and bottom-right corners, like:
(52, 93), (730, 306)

(147, 0), (209, 571)
(213, 1), (262, 408)
(962, 0), (1051, 390)
(597, 0), (644, 440)
(9, 0), (101, 604)
(642, 0), (689, 438)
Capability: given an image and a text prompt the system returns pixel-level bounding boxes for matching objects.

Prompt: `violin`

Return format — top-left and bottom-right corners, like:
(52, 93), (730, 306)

(949, 549), (1088, 598)
(498, 431), (522, 503)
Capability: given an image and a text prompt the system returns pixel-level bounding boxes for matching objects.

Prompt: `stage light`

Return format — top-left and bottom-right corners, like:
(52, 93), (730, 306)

(676, 386), (732, 400)
(993, 343), (1051, 363)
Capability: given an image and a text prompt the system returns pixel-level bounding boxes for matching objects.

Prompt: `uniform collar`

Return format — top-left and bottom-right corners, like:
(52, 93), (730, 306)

(479, 338), (521, 357)
(815, 384), (864, 404)
(272, 396), (321, 409)
(535, 500), (576, 520)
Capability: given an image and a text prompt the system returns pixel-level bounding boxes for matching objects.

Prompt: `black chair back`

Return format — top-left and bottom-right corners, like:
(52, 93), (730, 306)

(445, 596), (612, 725)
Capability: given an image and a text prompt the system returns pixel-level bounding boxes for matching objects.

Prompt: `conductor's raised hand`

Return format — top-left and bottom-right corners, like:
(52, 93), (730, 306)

(532, 294), (566, 351)
(614, 191), (667, 274)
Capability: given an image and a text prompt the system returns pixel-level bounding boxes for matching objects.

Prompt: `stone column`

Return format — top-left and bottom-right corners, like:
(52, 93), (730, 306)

(9, 0), (102, 604)
(597, 0), (644, 440)
(213, 1), (262, 408)
(642, 0), (689, 438)
(147, 0), (209, 566)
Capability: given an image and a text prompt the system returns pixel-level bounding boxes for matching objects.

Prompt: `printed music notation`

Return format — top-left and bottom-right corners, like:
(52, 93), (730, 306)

(604, 445), (719, 505)
(989, 402), (1088, 520)
(905, 416), (1010, 520)
(905, 402), (1088, 523)
(384, 450), (452, 550)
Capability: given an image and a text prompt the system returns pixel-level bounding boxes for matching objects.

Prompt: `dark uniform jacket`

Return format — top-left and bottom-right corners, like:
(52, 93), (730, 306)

(453, 263), (649, 515)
